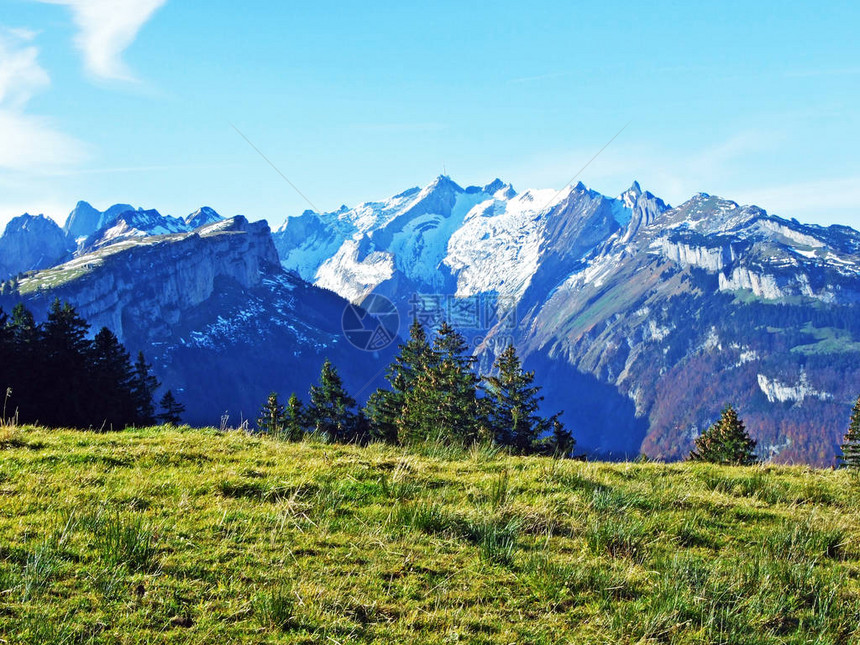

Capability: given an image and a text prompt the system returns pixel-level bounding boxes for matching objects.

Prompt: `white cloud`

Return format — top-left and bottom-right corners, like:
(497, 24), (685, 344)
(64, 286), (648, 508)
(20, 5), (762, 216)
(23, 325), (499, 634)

(0, 28), (88, 171)
(36, 0), (167, 81)
(0, 29), (49, 108)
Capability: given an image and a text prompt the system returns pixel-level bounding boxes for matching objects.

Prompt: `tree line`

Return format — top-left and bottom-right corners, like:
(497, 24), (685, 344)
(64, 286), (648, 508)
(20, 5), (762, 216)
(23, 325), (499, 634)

(0, 300), (183, 429)
(262, 317), (860, 468)
(258, 320), (577, 457)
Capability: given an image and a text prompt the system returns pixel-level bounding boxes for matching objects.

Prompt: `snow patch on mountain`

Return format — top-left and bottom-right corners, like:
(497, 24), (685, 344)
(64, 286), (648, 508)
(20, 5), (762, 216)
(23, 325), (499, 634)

(316, 240), (395, 303)
(755, 219), (825, 249)
(445, 192), (547, 300)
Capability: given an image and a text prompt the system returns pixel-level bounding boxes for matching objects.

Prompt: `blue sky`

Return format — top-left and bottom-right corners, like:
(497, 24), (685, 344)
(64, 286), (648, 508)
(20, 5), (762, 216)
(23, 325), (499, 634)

(1, 0), (858, 230)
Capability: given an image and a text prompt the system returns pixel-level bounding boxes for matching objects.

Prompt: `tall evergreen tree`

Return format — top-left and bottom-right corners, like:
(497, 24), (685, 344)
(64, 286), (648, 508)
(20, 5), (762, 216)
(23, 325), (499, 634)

(158, 390), (185, 425)
(0, 308), (12, 411)
(402, 322), (481, 445)
(689, 406), (758, 466)
(483, 345), (551, 452)
(839, 395), (860, 469)
(90, 327), (137, 428)
(308, 359), (357, 442)
(131, 351), (160, 426)
(367, 319), (436, 444)
(40, 299), (91, 427)
(4, 304), (40, 421)
(257, 392), (285, 435)
(10, 303), (38, 346)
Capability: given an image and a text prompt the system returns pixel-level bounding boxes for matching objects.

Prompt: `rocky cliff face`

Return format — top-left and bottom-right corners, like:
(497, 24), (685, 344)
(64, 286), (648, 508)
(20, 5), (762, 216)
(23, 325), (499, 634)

(17, 216), (277, 343)
(64, 201), (134, 242)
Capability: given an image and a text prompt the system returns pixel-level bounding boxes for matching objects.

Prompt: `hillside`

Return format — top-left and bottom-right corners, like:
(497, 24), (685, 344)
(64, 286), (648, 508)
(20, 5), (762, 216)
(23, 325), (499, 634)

(0, 426), (858, 643)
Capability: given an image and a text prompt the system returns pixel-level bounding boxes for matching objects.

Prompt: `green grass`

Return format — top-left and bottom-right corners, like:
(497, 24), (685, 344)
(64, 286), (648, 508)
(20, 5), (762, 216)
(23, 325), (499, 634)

(0, 424), (858, 643)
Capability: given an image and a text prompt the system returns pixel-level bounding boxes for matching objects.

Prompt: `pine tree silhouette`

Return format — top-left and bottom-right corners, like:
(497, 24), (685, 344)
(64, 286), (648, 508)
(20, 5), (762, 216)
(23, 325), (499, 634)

(366, 318), (434, 444)
(484, 345), (551, 452)
(131, 351), (160, 426)
(257, 392), (284, 435)
(158, 390), (185, 426)
(282, 393), (308, 441)
(404, 322), (481, 445)
(91, 327), (137, 429)
(41, 299), (91, 427)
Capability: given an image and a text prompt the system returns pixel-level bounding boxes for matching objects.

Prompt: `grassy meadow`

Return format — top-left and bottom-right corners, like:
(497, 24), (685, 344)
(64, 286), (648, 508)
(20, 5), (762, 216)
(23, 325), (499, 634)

(0, 424), (858, 643)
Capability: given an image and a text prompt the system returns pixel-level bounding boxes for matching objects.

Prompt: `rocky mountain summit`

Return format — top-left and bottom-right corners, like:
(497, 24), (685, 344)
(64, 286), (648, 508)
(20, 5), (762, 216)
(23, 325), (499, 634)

(272, 176), (860, 465)
(0, 202), (229, 282)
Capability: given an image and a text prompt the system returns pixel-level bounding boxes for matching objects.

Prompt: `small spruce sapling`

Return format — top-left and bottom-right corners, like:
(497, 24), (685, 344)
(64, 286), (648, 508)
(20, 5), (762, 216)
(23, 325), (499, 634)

(257, 392), (285, 435)
(281, 393), (307, 441)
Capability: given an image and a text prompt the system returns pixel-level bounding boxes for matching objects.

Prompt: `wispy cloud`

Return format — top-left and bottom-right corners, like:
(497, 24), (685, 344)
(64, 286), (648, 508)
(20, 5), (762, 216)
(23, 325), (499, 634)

(35, 0), (167, 81)
(0, 28), (48, 107)
(0, 28), (88, 171)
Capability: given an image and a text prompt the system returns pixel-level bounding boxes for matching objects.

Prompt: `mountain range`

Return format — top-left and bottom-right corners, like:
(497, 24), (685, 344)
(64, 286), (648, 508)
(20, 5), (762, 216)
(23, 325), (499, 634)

(1, 178), (858, 465)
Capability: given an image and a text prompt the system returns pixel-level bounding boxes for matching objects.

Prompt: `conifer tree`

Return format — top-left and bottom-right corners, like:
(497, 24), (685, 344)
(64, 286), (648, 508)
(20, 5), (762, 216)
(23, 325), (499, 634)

(257, 392), (285, 435)
(839, 395), (860, 469)
(367, 319), (436, 443)
(91, 327), (137, 428)
(546, 417), (576, 458)
(6, 304), (39, 420)
(689, 405), (758, 465)
(0, 308), (12, 407)
(308, 359), (357, 442)
(402, 322), (480, 445)
(131, 351), (160, 426)
(41, 299), (91, 426)
(364, 388), (399, 443)
(484, 345), (551, 452)
(281, 393), (307, 441)
(158, 390), (185, 425)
